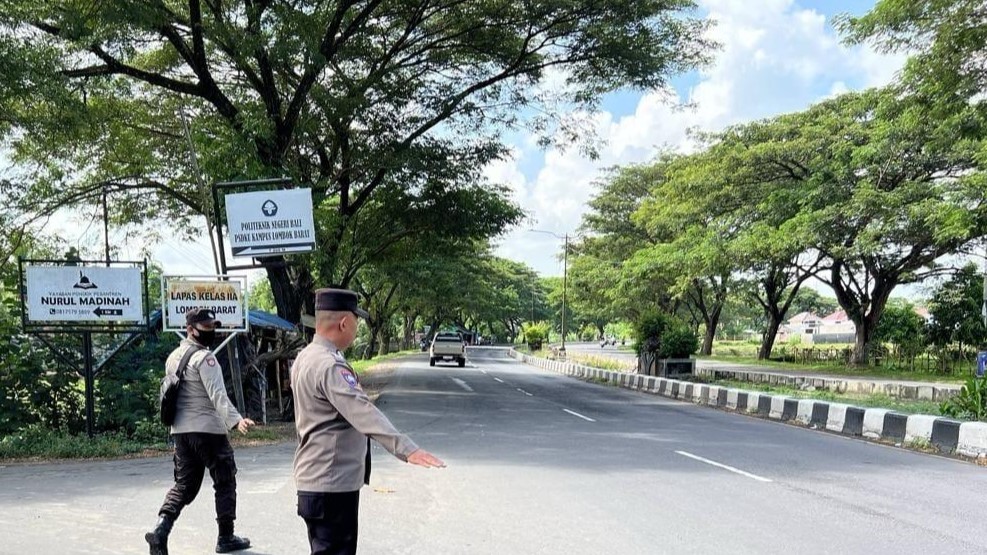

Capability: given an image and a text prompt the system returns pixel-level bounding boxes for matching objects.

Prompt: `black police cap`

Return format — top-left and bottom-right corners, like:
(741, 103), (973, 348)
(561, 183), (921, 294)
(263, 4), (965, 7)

(314, 288), (369, 319)
(186, 307), (222, 327)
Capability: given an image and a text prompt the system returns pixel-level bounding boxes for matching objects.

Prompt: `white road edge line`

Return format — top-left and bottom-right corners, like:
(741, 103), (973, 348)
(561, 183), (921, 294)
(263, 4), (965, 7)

(493, 377), (505, 383)
(675, 451), (773, 483)
(563, 409), (596, 422)
(451, 378), (474, 392)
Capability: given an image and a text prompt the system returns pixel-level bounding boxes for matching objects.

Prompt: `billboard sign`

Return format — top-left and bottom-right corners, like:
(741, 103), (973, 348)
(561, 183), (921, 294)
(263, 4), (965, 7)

(162, 276), (248, 332)
(25, 266), (144, 323)
(225, 188), (315, 258)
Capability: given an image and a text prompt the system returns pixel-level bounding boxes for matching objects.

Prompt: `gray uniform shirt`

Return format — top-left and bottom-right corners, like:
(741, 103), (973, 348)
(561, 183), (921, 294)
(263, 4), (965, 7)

(291, 336), (418, 492)
(167, 339), (243, 435)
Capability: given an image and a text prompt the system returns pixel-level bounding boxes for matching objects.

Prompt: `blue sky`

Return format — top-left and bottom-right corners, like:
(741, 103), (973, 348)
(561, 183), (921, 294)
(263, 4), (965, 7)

(491, 0), (907, 278)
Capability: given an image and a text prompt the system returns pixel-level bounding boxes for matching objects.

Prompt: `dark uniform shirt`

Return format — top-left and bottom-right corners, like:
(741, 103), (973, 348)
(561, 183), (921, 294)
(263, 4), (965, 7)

(291, 336), (418, 492)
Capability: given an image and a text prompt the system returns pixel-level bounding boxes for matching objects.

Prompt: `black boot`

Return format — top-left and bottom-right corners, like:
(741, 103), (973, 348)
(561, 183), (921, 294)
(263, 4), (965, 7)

(144, 515), (175, 555)
(216, 534), (251, 553)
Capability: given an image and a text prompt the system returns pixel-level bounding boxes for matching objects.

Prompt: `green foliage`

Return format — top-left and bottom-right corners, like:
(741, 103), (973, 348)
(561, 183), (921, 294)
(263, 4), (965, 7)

(940, 377), (987, 421)
(789, 289), (839, 318)
(579, 324), (598, 341)
(633, 311), (672, 355)
(658, 322), (700, 359)
(0, 425), (164, 460)
(0, 288), (85, 435)
(874, 301), (926, 356)
(840, 0), (987, 105)
(96, 333), (179, 434)
(248, 277), (277, 313)
(0, 0), (712, 323)
(521, 321), (551, 351)
(632, 311), (698, 358)
(926, 264), (987, 348)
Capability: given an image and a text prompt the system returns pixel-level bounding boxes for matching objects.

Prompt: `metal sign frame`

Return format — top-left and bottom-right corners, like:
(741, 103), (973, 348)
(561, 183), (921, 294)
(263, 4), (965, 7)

(161, 274), (250, 333)
(211, 177), (309, 273)
(18, 258), (150, 333)
(17, 257), (150, 438)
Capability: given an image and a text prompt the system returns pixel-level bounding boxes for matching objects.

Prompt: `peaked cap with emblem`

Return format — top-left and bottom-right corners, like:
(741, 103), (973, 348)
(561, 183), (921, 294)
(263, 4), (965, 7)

(186, 307), (222, 327)
(315, 288), (370, 319)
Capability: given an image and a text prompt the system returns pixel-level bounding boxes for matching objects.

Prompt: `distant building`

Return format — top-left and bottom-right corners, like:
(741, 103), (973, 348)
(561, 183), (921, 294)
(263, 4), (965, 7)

(776, 306), (931, 345)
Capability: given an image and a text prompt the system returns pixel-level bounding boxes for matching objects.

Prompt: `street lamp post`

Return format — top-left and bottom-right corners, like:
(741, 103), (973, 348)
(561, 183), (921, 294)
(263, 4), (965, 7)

(529, 229), (574, 355)
(561, 233), (569, 355)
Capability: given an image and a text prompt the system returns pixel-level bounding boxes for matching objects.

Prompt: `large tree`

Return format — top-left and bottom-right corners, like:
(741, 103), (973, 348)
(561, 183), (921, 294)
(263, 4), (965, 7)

(752, 88), (987, 364)
(839, 0), (987, 103)
(1, 0), (712, 323)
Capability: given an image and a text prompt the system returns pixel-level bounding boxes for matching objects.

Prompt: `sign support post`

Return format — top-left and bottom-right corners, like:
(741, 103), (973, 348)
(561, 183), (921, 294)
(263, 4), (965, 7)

(19, 259), (149, 438)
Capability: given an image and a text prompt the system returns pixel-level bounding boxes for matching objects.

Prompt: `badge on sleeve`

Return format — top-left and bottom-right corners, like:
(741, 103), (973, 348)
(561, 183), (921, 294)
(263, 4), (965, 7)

(339, 368), (361, 390)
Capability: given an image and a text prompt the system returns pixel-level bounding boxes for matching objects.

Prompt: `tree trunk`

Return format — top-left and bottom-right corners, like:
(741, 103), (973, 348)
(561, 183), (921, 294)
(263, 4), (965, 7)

(851, 324), (872, 366)
(758, 314), (782, 360)
(266, 263), (302, 323)
(377, 324), (392, 356)
(700, 305), (723, 356)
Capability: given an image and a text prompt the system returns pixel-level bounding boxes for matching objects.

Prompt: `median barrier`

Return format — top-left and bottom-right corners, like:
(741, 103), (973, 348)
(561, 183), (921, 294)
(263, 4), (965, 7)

(506, 349), (987, 461)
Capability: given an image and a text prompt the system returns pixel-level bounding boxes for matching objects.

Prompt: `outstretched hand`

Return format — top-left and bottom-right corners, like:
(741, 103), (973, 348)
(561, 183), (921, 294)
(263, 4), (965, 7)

(407, 449), (446, 468)
(237, 418), (256, 435)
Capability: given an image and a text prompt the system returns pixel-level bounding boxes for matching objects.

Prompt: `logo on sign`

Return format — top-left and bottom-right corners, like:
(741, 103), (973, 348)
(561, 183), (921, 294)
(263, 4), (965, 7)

(73, 270), (98, 290)
(262, 200), (278, 217)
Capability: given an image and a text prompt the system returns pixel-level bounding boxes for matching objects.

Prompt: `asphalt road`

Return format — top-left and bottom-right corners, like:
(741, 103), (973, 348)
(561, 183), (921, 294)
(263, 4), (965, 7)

(1, 348), (985, 554)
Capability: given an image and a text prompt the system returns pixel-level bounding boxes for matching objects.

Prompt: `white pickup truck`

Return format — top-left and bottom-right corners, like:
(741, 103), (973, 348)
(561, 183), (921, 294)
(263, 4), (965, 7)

(429, 334), (466, 367)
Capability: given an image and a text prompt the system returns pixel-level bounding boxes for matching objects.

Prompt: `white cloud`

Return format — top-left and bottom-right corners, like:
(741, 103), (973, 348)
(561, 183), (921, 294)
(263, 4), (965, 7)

(495, 0), (907, 276)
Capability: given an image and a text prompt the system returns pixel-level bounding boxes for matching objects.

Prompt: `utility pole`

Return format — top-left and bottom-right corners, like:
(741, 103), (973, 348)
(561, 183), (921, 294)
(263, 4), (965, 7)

(102, 186), (111, 266)
(561, 233), (568, 355)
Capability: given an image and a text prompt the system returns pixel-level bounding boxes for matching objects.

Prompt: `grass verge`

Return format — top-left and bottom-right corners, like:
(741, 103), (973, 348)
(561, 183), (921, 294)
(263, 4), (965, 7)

(702, 354), (968, 384)
(0, 351), (418, 463)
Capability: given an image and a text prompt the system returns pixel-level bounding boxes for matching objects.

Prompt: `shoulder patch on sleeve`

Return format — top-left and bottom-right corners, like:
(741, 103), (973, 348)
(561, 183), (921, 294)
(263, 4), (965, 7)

(339, 368), (361, 389)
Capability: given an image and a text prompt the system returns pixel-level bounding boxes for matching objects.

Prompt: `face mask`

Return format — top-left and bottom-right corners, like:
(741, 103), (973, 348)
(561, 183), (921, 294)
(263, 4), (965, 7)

(193, 328), (217, 347)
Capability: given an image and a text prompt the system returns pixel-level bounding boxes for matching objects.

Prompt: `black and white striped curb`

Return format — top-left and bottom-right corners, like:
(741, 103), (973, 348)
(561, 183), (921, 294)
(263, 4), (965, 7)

(509, 350), (987, 460)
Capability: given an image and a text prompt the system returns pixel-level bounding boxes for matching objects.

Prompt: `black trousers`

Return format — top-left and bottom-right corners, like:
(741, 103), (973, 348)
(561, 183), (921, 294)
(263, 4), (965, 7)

(297, 490), (360, 555)
(158, 433), (238, 524)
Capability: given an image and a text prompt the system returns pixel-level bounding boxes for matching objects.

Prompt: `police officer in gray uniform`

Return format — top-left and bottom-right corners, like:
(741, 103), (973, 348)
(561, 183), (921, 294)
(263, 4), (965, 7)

(292, 288), (445, 555)
(145, 308), (256, 555)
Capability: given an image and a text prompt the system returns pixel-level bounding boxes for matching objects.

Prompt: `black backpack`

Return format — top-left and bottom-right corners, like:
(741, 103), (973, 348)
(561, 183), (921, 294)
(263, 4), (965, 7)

(159, 345), (202, 426)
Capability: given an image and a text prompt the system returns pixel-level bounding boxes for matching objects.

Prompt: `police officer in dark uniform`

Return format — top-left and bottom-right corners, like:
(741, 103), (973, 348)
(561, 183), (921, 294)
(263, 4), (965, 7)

(145, 308), (255, 555)
(291, 288), (445, 555)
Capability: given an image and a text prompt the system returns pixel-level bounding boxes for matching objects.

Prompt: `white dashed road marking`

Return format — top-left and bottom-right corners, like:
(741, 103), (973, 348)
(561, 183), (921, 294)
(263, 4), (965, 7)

(563, 409), (596, 422)
(493, 377), (505, 384)
(675, 451), (773, 483)
(451, 378), (474, 392)
(517, 388), (533, 397)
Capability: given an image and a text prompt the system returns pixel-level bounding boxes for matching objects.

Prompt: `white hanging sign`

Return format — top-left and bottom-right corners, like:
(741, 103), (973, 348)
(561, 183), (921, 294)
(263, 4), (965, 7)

(25, 266), (144, 323)
(225, 188), (316, 258)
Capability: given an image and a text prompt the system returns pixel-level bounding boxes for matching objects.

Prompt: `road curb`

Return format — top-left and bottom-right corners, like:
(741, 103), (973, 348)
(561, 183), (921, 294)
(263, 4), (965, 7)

(508, 350), (987, 462)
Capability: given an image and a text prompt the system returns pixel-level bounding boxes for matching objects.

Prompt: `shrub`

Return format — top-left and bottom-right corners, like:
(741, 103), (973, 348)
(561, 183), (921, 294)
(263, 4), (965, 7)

(0, 425), (159, 460)
(658, 322), (700, 359)
(521, 321), (551, 351)
(632, 311), (671, 355)
(633, 311), (698, 358)
(940, 377), (987, 421)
